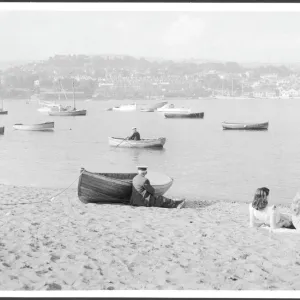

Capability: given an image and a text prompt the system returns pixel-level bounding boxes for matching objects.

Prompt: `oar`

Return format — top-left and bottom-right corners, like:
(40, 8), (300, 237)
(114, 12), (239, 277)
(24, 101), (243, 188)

(116, 137), (128, 148)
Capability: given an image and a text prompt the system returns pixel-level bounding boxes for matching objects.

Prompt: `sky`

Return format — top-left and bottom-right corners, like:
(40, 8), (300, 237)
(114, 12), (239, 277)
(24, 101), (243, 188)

(0, 9), (300, 63)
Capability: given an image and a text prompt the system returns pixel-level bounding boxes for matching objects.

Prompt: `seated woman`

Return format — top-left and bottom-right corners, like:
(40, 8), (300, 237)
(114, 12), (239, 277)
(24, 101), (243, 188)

(291, 193), (300, 230)
(249, 187), (292, 229)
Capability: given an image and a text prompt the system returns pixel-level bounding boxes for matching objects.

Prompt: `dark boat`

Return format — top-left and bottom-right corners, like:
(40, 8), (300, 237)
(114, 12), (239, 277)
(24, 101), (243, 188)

(164, 112), (204, 119)
(78, 168), (173, 204)
(0, 99), (7, 114)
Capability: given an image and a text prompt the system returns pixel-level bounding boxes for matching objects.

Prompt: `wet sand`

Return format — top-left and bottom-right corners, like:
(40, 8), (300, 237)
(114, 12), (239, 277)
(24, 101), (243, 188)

(0, 184), (300, 290)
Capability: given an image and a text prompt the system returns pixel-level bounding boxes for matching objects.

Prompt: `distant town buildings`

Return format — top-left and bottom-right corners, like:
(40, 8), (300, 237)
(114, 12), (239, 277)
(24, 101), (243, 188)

(0, 54), (299, 99)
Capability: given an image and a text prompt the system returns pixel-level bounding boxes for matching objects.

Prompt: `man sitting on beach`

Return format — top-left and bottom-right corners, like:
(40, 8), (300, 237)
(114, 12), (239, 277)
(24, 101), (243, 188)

(130, 166), (185, 209)
(127, 127), (141, 140)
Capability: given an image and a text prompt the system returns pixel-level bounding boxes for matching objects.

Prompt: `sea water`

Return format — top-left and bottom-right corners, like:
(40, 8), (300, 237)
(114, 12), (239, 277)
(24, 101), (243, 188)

(0, 98), (299, 204)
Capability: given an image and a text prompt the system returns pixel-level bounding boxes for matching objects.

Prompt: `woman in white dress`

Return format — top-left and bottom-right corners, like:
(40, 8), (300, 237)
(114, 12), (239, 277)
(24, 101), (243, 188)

(249, 187), (292, 229)
(291, 193), (300, 230)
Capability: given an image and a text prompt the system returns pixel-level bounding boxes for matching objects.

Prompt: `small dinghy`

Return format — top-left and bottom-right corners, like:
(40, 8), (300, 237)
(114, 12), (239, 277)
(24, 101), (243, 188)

(164, 112), (204, 119)
(0, 126), (4, 134)
(78, 168), (174, 204)
(13, 122), (54, 131)
(108, 137), (166, 148)
(222, 121), (269, 130)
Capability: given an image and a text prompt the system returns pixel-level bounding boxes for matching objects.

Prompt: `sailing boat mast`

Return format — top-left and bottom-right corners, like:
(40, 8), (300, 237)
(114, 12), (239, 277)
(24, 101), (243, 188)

(57, 79), (61, 103)
(72, 78), (76, 109)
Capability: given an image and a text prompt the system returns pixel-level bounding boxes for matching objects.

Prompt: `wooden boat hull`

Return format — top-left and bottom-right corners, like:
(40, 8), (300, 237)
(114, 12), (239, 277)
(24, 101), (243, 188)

(222, 121), (269, 130)
(13, 122), (54, 131)
(164, 112), (204, 119)
(108, 137), (166, 148)
(48, 109), (86, 116)
(77, 168), (173, 204)
(0, 126), (4, 134)
(0, 110), (8, 115)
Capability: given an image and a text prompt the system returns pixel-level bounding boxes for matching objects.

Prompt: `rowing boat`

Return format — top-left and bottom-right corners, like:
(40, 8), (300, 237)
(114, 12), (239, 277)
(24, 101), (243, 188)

(108, 137), (166, 148)
(164, 112), (204, 119)
(77, 168), (174, 204)
(0, 126), (4, 134)
(13, 122), (54, 131)
(222, 121), (269, 130)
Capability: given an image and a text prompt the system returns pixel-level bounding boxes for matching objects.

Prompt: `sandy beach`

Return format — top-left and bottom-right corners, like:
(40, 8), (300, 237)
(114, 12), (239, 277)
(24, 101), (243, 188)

(0, 184), (300, 291)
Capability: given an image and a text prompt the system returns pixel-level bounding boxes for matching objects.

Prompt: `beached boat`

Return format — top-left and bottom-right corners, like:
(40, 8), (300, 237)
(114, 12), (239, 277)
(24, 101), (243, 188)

(0, 126), (4, 134)
(112, 103), (137, 111)
(108, 137), (166, 148)
(164, 112), (204, 119)
(13, 122), (54, 131)
(157, 103), (191, 113)
(222, 121), (269, 130)
(77, 168), (174, 204)
(0, 99), (8, 115)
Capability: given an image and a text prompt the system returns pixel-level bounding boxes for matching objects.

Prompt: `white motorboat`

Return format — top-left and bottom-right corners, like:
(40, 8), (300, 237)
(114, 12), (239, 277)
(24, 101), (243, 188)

(156, 103), (191, 113)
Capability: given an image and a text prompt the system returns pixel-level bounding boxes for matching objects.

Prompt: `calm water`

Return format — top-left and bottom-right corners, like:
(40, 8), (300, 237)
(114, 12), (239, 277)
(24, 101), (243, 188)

(0, 98), (300, 204)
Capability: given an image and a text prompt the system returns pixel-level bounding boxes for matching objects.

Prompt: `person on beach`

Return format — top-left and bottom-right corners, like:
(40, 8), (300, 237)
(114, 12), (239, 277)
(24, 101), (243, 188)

(130, 166), (186, 209)
(249, 187), (293, 229)
(291, 192), (300, 230)
(127, 127), (141, 141)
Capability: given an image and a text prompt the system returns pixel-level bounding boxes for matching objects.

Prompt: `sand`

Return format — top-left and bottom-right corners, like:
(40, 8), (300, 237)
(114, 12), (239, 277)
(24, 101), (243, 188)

(0, 184), (300, 291)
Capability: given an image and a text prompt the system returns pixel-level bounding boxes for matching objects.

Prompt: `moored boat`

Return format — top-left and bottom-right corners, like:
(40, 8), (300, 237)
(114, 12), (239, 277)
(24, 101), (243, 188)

(145, 101), (168, 111)
(140, 108), (155, 112)
(222, 121), (269, 130)
(0, 99), (8, 114)
(48, 78), (87, 116)
(108, 137), (166, 148)
(0, 126), (4, 134)
(157, 103), (191, 113)
(77, 168), (174, 204)
(112, 103), (137, 111)
(164, 112), (204, 119)
(48, 107), (87, 116)
(13, 122), (54, 131)
(37, 100), (61, 113)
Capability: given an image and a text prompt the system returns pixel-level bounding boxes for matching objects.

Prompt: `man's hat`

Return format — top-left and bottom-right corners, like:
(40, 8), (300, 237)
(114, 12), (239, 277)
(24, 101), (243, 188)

(137, 165), (148, 171)
(132, 127), (137, 130)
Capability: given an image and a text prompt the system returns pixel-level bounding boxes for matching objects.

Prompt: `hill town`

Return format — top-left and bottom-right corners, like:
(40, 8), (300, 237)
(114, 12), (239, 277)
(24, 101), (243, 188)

(0, 54), (299, 100)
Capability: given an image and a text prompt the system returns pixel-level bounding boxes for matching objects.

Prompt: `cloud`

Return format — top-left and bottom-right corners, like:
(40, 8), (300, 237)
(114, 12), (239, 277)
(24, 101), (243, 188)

(162, 14), (205, 47)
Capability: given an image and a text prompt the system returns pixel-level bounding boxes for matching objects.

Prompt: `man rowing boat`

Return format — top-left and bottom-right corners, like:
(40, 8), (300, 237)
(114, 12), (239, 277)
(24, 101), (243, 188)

(127, 127), (141, 140)
(130, 166), (186, 209)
